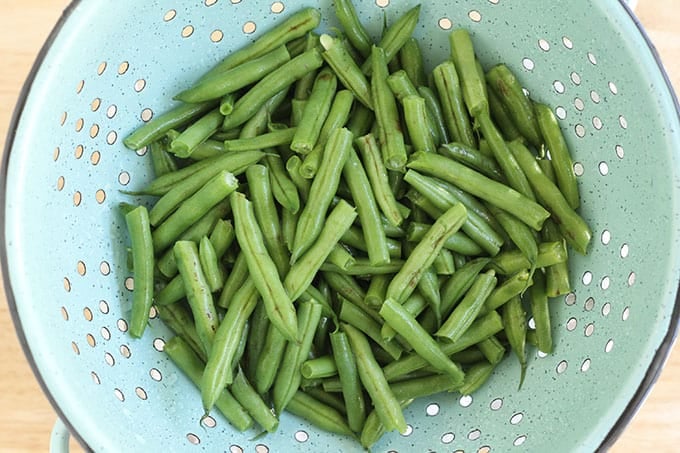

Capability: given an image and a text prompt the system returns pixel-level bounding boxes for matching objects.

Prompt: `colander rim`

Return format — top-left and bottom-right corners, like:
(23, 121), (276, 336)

(1, 1), (679, 451)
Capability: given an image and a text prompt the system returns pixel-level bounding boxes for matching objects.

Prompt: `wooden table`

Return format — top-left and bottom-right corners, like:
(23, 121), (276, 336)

(0, 1), (678, 451)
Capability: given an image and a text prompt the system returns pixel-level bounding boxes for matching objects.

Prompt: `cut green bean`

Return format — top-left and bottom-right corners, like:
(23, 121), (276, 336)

(371, 46), (408, 171)
(201, 278), (258, 413)
(287, 390), (354, 437)
(433, 249), (456, 275)
(223, 127), (297, 151)
(458, 361), (496, 396)
(449, 29), (488, 118)
(286, 155), (311, 202)
(508, 140), (591, 254)
(291, 68), (338, 154)
(407, 222), (485, 256)
(477, 335), (506, 365)
(339, 299), (402, 360)
(174, 240), (219, 355)
(360, 5), (421, 74)
(149, 141), (177, 177)
(334, 0), (372, 58)
(481, 269), (532, 314)
(432, 61), (476, 148)
(285, 200), (357, 300)
(529, 270), (553, 354)
(400, 37), (427, 87)
(490, 241), (567, 275)
(265, 155), (300, 213)
(486, 64), (542, 148)
(169, 109), (224, 158)
(125, 206), (154, 338)
(254, 322), (288, 395)
(204, 8), (321, 79)
(232, 192), (298, 342)
(542, 219), (571, 296)
(535, 102), (580, 209)
(217, 252), (248, 309)
(199, 236), (224, 292)
(245, 301), (270, 382)
(355, 133), (404, 226)
(341, 225), (401, 259)
(403, 95), (437, 154)
(320, 34), (373, 109)
(292, 127), (353, 262)
(294, 34), (321, 101)
(487, 83), (523, 142)
(219, 93), (236, 116)
(487, 203), (538, 277)
(407, 151), (550, 231)
(418, 86), (449, 145)
(157, 303), (206, 362)
(231, 367), (279, 432)
(164, 337), (253, 431)
(301, 356), (338, 380)
(386, 203), (467, 304)
(438, 142), (503, 181)
(436, 270), (497, 343)
(503, 295), (527, 388)
(321, 259), (406, 276)
(124, 101), (217, 150)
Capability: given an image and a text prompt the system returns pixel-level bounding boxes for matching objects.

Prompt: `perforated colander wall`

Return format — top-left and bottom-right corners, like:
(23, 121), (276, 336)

(4, 0), (680, 452)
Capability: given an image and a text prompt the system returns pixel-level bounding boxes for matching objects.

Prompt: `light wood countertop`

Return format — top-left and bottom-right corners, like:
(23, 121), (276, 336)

(0, 1), (678, 451)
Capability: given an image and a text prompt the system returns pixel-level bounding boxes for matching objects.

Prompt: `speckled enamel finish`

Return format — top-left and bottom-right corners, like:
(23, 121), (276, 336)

(3, 1), (680, 452)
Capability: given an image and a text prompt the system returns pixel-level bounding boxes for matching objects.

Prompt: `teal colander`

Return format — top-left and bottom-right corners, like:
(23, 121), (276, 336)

(3, 0), (680, 452)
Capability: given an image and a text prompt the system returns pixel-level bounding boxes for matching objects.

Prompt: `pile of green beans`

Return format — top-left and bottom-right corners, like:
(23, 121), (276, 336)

(121, 1), (591, 448)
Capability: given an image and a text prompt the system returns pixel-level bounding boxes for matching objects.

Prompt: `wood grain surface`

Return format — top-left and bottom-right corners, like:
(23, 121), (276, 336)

(0, 1), (678, 452)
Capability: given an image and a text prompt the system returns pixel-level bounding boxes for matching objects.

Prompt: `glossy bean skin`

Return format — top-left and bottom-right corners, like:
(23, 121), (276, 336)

(125, 206), (154, 338)
(330, 330), (367, 432)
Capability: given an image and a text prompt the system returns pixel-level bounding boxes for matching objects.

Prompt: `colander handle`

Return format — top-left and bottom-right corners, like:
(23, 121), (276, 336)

(49, 418), (70, 453)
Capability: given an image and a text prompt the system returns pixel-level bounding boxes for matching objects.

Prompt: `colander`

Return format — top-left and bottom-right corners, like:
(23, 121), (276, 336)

(3, 0), (680, 451)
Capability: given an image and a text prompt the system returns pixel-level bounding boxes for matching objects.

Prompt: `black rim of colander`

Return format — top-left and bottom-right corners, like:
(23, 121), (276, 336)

(0, 1), (92, 451)
(1, 1), (679, 451)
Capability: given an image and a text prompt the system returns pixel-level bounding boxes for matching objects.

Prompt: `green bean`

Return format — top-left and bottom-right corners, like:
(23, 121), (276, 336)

(265, 155), (300, 213)
(301, 356), (338, 380)
(437, 257), (491, 322)
(232, 192), (298, 342)
(217, 252), (247, 309)
(347, 103), (375, 137)
(450, 348), (487, 365)
(285, 200), (357, 300)
(379, 297), (463, 385)
(433, 249), (456, 275)
(407, 151), (550, 231)
(343, 323), (407, 434)
(371, 46), (408, 171)
(286, 155), (311, 202)
(542, 219), (571, 296)
(334, 0), (372, 58)
(164, 337), (253, 431)
(339, 299), (403, 360)
(481, 269), (532, 314)
(281, 207), (299, 252)
(535, 102), (580, 209)
(291, 99), (307, 126)
(156, 200), (231, 279)
(487, 83), (523, 142)
(231, 367), (279, 432)
(342, 150), (391, 265)
(490, 241), (567, 275)
(293, 34), (321, 100)
(361, 274), (388, 309)
(254, 322), (288, 394)
(321, 259), (406, 276)
(436, 270), (497, 343)
(359, 398), (412, 449)
(149, 141), (177, 177)
(219, 93), (236, 116)
(313, 315), (333, 357)
(438, 142), (504, 181)
(508, 140), (591, 254)
(244, 301), (270, 382)
(449, 29), (488, 118)
(152, 171), (239, 252)
(173, 241), (219, 354)
(211, 128), (241, 141)
(355, 133), (404, 226)
(124, 101), (217, 150)
(291, 68), (338, 154)
(287, 34), (311, 58)
(416, 266), (441, 319)
(204, 8), (321, 79)
(383, 310), (503, 381)
(432, 61), (476, 148)
(125, 206), (154, 338)
(503, 295), (527, 388)
(319, 34), (373, 109)
(407, 222), (485, 256)
(486, 203), (538, 276)
(400, 37), (427, 87)
(222, 49), (324, 130)
(273, 301), (323, 413)
(387, 72), (440, 147)
(223, 127), (297, 152)
(199, 236), (224, 292)
(201, 278), (258, 413)
(169, 109), (224, 158)
(329, 330), (367, 433)
(477, 111), (535, 201)
(418, 86), (450, 145)
(208, 219), (234, 259)
(157, 303), (206, 362)
(403, 95), (437, 154)
(301, 90), (355, 179)
(529, 270), (553, 354)
(246, 164), (289, 276)
(458, 361), (496, 396)
(188, 138), (230, 159)
(486, 64), (542, 148)
(341, 226), (401, 259)
(386, 204), (467, 304)
(403, 169), (504, 256)
(380, 292), (428, 341)
(176, 46), (291, 103)
(326, 244), (356, 271)
(287, 390), (354, 437)
(360, 5), (421, 74)
(149, 150), (263, 226)
(391, 373), (462, 402)
(292, 128), (353, 262)
(476, 335), (506, 365)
